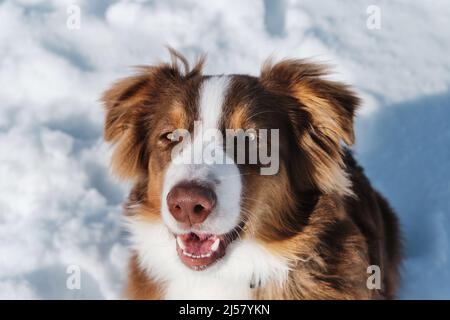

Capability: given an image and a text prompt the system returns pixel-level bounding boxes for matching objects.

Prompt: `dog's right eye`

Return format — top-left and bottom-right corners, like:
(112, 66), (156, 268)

(158, 131), (182, 148)
(159, 131), (175, 142)
(165, 132), (175, 141)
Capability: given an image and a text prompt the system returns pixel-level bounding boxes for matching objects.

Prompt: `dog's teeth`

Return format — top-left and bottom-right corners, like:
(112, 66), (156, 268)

(211, 239), (220, 252)
(176, 236), (185, 250)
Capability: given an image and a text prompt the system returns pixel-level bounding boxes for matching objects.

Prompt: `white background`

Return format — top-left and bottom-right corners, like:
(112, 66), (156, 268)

(0, 0), (449, 299)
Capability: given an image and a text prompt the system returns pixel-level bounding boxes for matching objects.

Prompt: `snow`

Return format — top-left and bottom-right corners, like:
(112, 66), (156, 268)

(0, 0), (449, 299)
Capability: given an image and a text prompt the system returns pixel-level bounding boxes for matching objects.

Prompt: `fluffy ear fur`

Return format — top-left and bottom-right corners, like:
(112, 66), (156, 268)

(260, 59), (360, 196)
(101, 48), (204, 180)
(102, 69), (153, 180)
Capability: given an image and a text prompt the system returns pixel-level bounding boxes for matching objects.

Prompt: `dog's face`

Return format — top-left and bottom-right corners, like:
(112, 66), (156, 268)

(102, 54), (358, 272)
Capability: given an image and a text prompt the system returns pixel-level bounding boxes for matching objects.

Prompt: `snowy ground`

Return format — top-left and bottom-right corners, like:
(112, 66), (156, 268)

(0, 0), (449, 299)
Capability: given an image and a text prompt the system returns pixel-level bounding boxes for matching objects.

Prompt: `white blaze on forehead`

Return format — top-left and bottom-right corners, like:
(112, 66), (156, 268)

(198, 76), (231, 130)
(161, 75), (241, 236)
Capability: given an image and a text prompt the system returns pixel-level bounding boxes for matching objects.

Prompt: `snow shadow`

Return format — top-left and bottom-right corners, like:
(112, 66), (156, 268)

(355, 90), (450, 299)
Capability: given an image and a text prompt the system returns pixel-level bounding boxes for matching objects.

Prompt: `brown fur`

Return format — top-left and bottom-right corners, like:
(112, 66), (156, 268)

(102, 50), (401, 300)
(126, 254), (163, 299)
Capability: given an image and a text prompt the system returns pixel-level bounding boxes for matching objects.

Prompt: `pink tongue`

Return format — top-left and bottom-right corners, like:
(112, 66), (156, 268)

(179, 233), (216, 255)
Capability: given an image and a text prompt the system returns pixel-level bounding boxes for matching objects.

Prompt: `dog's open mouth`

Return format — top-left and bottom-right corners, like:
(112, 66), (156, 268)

(175, 232), (227, 270)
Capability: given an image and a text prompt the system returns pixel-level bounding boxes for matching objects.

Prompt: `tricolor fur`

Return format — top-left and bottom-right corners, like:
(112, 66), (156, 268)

(102, 50), (401, 299)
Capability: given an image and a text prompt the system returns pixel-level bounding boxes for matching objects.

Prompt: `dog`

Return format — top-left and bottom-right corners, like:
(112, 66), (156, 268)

(102, 50), (401, 299)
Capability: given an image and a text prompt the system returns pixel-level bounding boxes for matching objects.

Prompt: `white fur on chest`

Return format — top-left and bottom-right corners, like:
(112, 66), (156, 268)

(165, 271), (251, 300)
(125, 217), (289, 299)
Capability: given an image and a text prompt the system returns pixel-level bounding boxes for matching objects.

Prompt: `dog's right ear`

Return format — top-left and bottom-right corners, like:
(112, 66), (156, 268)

(101, 69), (156, 180)
(102, 72), (150, 143)
(102, 49), (205, 180)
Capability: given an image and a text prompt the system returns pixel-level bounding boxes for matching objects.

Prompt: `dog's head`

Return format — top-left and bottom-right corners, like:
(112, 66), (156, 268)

(102, 51), (359, 271)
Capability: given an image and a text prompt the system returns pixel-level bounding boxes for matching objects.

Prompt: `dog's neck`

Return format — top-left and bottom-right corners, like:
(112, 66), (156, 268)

(124, 216), (290, 299)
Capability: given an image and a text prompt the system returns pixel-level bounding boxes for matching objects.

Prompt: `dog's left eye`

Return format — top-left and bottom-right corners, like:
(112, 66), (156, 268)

(247, 132), (256, 141)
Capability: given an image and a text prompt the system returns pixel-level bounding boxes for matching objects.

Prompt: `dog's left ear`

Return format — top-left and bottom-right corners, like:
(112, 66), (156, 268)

(260, 59), (360, 195)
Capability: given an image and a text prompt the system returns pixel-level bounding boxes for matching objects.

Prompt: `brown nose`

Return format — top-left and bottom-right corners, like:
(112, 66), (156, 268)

(166, 182), (217, 226)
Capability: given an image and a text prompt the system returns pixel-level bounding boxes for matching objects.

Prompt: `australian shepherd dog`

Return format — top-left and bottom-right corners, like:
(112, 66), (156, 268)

(102, 49), (401, 299)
